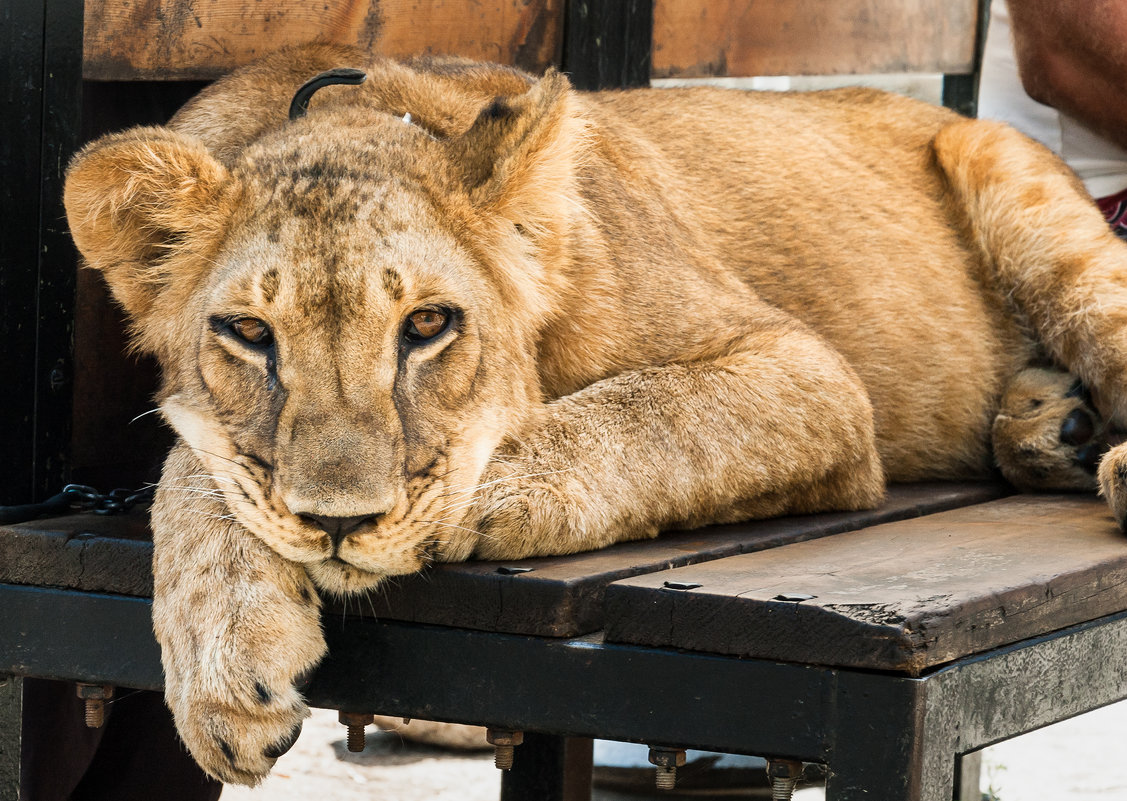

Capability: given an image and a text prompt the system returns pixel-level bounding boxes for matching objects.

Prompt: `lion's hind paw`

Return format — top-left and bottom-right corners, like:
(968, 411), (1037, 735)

(993, 366), (1124, 492)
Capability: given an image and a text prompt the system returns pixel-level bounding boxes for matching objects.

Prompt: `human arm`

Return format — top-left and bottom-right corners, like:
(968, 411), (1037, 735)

(1008, 0), (1127, 149)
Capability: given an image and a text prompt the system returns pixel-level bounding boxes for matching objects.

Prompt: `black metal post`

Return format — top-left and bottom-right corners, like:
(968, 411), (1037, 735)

(0, 0), (48, 505)
(562, 0), (653, 91)
(942, 0), (992, 116)
(0, 0), (84, 505)
(501, 733), (592, 801)
(33, 0), (85, 502)
(822, 672), (929, 800)
(0, 676), (21, 801)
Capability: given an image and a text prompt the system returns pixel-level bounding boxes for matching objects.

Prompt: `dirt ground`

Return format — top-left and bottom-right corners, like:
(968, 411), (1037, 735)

(219, 700), (1127, 800)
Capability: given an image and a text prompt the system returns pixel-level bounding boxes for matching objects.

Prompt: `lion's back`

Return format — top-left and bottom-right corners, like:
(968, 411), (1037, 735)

(582, 86), (1033, 479)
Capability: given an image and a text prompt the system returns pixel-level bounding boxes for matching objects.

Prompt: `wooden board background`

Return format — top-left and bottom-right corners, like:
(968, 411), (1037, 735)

(82, 0), (564, 80)
(82, 0), (978, 81)
(652, 0), (980, 78)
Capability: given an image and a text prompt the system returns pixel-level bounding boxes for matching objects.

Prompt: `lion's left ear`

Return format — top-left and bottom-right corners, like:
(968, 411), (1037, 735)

(452, 69), (586, 235)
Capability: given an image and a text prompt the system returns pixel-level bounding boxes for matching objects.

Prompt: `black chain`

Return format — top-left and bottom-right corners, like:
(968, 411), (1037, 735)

(61, 484), (155, 515)
(0, 484), (154, 525)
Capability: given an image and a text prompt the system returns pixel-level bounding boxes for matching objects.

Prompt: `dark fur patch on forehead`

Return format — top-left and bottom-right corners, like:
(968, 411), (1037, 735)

(260, 267), (280, 304)
(382, 267), (404, 300)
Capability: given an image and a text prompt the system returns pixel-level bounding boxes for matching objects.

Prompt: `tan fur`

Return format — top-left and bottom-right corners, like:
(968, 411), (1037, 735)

(64, 44), (1127, 783)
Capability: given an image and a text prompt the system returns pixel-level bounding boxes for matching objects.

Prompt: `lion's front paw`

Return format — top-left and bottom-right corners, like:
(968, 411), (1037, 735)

(1098, 443), (1127, 531)
(153, 560), (326, 784)
(463, 466), (582, 560)
(168, 671), (311, 785)
(993, 367), (1124, 491)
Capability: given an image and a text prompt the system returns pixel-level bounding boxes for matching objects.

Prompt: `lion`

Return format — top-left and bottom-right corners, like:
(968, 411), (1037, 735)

(63, 43), (1127, 783)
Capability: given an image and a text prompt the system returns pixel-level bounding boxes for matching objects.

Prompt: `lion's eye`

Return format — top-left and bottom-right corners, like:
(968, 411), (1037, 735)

(404, 309), (450, 343)
(229, 317), (274, 346)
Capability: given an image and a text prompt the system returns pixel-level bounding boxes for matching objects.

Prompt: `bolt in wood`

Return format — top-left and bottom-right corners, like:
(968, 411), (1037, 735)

(338, 711), (374, 753)
(75, 683), (113, 728)
(485, 728), (524, 770)
(766, 758), (803, 801)
(647, 746), (686, 791)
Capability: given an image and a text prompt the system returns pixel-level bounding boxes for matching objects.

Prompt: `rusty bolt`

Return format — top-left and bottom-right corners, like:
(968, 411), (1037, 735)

(766, 758), (804, 801)
(338, 711), (374, 753)
(486, 728), (524, 770)
(75, 684), (113, 728)
(648, 746), (687, 791)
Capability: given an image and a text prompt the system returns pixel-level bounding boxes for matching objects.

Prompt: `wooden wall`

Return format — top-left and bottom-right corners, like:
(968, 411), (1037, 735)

(82, 0), (565, 80)
(652, 0), (980, 78)
(82, 0), (980, 81)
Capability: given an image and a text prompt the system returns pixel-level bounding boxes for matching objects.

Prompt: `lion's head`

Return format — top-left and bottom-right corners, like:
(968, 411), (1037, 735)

(64, 50), (587, 593)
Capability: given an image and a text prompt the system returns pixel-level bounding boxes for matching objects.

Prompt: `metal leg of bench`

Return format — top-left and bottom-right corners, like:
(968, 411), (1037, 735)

(0, 675), (21, 801)
(823, 671), (960, 801)
(500, 733), (592, 801)
(955, 751), (982, 801)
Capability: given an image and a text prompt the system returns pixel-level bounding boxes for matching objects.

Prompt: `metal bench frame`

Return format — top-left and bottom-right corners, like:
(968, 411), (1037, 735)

(4, 579), (1127, 800)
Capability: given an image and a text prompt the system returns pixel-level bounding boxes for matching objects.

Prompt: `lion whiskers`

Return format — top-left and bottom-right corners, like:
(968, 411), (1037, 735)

(437, 467), (575, 502)
(129, 407), (163, 424)
(415, 519), (493, 540)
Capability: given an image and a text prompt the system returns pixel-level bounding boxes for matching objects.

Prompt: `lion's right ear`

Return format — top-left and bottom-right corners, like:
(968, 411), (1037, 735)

(64, 128), (235, 348)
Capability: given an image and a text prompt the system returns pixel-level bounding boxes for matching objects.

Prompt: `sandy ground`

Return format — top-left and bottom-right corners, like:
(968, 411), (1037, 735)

(220, 700), (1127, 800)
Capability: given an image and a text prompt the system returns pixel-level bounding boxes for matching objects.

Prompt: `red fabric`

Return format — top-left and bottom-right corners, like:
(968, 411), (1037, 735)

(1097, 186), (1127, 231)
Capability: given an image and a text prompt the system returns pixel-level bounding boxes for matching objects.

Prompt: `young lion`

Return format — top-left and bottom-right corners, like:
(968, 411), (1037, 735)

(64, 43), (1127, 783)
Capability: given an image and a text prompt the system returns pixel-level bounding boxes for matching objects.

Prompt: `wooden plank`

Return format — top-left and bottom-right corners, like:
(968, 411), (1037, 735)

(652, 0), (980, 78)
(362, 482), (1007, 636)
(604, 495), (1127, 675)
(0, 513), (153, 598)
(0, 483), (1006, 634)
(82, 0), (563, 81)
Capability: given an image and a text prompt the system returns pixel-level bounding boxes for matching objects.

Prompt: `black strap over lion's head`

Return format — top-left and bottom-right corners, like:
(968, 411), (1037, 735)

(288, 68), (368, 121)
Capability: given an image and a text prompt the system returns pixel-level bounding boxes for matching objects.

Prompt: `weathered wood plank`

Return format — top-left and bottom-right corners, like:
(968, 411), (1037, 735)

(0, 513), (152, 597)
(0, 483), (1006, 634)
(83, 0), (563, 81)
(652, 0), (980, 78)
(361, 482), (1006, 636)
(604, 495), (1127, 674)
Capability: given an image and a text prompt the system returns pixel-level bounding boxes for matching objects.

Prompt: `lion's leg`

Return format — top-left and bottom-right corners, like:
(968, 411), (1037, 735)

(993, 366), (1127, 490)
(933, 119), (1127, 521)
(152, 441), (326, 785)
(455, 326), (885, 561)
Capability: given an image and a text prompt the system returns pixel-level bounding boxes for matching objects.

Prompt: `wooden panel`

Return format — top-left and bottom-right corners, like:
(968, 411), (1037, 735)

(652, 0), (979, 78)
(83, 0), (563, 81)
(0, 512), (153, 597)
(358, 482), (1006, 636)
(604, 495), (1127, 675)
(0, 483), (1004, 636)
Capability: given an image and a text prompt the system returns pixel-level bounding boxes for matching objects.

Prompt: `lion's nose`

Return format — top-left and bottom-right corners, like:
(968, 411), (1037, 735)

(301, 514), (377, 549)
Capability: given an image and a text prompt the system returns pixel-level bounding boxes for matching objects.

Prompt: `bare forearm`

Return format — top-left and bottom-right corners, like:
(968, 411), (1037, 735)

(1009, 0), (1127, 150)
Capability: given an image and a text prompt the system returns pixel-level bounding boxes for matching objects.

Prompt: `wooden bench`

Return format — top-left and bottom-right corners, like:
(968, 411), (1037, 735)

(7, 485), (1127, 801)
